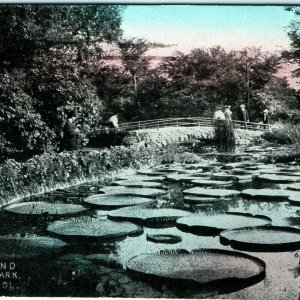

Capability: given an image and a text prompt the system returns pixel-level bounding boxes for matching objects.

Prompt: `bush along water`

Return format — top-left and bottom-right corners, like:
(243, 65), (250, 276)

(214, 120), (236, 153)
(0, 143), (163, 207)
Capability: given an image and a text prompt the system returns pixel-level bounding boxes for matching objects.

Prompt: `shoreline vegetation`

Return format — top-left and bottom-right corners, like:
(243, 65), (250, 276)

(1, 122), (300, 207)
(0, 126), (267, 207)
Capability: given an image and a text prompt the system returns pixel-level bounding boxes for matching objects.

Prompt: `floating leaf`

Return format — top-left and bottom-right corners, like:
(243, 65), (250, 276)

(257, 174), (300, 183)
(0, 234), (66, 260)
(220, 226), (300, 251)
(184, 196), (227, 204)
(183, 187), (240, 198)
(211, 172), (252, 182)
(126, 249), (265, 293)
(113, 180), (163, 188)
(167, 174), (210, 182)
(241, 189), (293, 201)
(146, 234), (182, 244)
(83, 195), (156, 209)
(4, 201), (88, 216)
(108, 207), (192, 225)
(191, 179), (233, 186)
(47, 217), (143, 241)
(99, 186), (167, 197)
(117, 175), (166, 181)
(176, 213), (271, 235)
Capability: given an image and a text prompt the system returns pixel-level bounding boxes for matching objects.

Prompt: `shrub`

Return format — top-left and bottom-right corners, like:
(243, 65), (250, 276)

(262, 123), (300, 149)
(214, 120), (236, 152)
(87, 128), (128, 148)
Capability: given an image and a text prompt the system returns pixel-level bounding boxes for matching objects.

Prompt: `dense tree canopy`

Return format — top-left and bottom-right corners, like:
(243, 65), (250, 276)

(0, 5), (298, 158)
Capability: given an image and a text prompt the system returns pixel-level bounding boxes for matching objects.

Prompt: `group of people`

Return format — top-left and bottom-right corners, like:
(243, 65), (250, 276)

(213, 104), (270, 128)
(60, 111), (119, 151)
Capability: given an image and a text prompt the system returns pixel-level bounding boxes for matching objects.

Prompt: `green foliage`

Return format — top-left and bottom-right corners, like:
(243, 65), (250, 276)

(262, 123), (300, 148)
(214, 120), (236, 152)
(0, 142), (164, 204)
(0, 5), (124, 155)
(87, 129), (128, 148)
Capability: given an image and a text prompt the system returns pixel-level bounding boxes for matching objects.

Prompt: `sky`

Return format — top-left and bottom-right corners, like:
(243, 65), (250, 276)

(121, 5), (297, 55)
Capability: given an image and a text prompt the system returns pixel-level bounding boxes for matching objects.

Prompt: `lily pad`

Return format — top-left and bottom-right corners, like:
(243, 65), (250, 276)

(241, 189), (291, 201)
(126, 249), (265, 293)
(3, 202), (88, 216)
(176, 213), (271, 236)
(167, 174), (210, 182)
(83, 195), (156, 209)
(113, 180), (163, 188)
(211, 172), (252, 182)
(288, 195), (300, 206)
(183, 187), (240, 198)
(191, 179), (233, 186)
(0, 234), (66, 260)
(184, 196), (228, 204)
(257, 174), (300, 183)
(108, 207), (192, 226)
(138, 169), (168, 176)
(117, 175), (166, 181)
(231, 169), (260, 176)
(47, 217), (143, 241)
(100, 186), (167, 197)
(222, 162), (252, 170)
(286, 183), (300, 191)
(146, 234), (182, 244)
(220, 226), (300, 251)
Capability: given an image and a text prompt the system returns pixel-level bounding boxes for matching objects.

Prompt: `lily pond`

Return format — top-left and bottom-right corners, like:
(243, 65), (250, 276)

(1, 145), (300, 299)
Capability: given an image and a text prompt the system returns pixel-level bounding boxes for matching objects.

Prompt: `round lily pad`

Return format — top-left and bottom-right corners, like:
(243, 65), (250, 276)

(100, 186), (167, 197)
(184, 196), (227, 204)
(146, 234), (182, 244)
(167, 174), (210, 183)
(176, 213), (271, 236)
(117, 175), (165, 181)
(286, 183), (300, 191)
(211, 172), (252, 182)
(220, 226), (300, 251)
(241, 189), (290, 201)
(113, 180), (163, 188)
(288, 195), (300, 206)
(126, 249), (265, 293)
(0, 234), (66, 260)
(4, 202), (88, 216)
(257, 174), (300, 183)
(231, 169), (260, 176)
(183, 187), (240, 198)
(47, 217), (143, 241)
(83, 195), (156, 209)
(108, 207), (192, 226)
(222, 162), (252, 170)
(138, 169), (168, 176)
(191, 179), (233, 186)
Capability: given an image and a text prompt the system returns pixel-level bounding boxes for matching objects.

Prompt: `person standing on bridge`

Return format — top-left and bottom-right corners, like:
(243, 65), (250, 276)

(224, 106), (233, 123)
(262, 109), (270, 129)
(213, 106), (226, 121)
(237, 104), (249, 128)
(107, 114), (119, 129)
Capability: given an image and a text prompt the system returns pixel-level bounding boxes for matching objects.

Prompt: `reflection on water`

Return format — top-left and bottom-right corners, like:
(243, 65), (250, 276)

(0, 167), (300, 298)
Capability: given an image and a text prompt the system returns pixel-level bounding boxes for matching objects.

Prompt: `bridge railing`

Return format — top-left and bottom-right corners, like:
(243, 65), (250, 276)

(119, 117), (269, 131)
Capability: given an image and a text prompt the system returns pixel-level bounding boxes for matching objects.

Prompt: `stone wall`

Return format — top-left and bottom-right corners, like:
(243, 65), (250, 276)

(124, 126), (264, 146)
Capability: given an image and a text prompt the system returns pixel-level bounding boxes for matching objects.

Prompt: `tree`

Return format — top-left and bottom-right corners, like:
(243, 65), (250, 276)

(0, 5), (124, 68)
(159, 47), (281, 118)
(0, 5), (125, 155)
(118, 38), (150, 93)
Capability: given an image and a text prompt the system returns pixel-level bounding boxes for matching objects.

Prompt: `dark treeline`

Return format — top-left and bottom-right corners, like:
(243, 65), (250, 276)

(0, 5), (300, 156)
